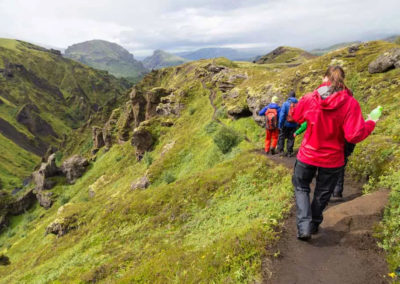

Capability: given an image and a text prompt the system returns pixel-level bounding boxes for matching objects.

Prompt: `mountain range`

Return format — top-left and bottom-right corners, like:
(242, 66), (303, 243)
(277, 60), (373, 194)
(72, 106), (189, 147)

(142, 49), (188, 70)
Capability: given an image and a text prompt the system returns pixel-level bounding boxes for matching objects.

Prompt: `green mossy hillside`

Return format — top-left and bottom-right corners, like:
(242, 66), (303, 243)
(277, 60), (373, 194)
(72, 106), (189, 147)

(0, 38), (130, 190)
(1, 39), (400, 282)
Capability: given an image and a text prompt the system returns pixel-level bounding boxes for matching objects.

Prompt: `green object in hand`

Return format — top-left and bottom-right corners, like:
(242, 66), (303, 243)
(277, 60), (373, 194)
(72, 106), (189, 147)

(369, 106), (383, 121)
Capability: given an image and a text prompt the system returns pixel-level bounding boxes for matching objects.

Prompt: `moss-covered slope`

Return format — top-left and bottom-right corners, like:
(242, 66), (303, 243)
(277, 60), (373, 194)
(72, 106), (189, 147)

(1, 39), (400, 282)
(0, 38), (130, 190)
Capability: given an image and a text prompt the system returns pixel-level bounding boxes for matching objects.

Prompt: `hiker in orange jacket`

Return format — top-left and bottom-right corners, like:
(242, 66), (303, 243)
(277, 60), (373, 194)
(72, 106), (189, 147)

(259, 96), (281, 154)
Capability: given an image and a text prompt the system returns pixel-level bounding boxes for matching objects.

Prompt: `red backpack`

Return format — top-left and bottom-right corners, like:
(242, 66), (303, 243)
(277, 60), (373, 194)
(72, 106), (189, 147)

(286, 102), (298, 122)
(265, 108), (278, 130)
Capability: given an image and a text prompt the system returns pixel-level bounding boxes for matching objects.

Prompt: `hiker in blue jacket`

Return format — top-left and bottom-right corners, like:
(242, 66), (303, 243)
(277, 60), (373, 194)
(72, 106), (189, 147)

(259, 96), (281, 154)
(277, 91), (298, 157)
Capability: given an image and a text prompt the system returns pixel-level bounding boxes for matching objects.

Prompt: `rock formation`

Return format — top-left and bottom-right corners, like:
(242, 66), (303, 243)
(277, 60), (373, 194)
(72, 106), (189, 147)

(61, 155), (89, 184)
(368, 48), (400, 73)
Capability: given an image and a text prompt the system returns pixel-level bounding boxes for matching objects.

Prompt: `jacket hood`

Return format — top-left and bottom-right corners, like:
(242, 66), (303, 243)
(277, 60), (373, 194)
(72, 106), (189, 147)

(287, 97), (298, 103)
(313, 83), (351, 110)
(268, 103), (280, 109)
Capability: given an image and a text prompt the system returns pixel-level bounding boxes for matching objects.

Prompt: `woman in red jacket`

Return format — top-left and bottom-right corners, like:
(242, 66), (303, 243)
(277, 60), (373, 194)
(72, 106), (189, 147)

(292, 66), (378, 241)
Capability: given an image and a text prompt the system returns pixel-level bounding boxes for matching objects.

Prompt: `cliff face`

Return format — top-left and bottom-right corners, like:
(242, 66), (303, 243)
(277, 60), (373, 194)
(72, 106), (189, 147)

(0, 39), (129, 190)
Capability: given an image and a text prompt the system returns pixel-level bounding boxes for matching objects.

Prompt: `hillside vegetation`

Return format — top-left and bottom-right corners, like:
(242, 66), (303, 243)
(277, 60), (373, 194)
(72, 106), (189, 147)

(65, 40), (148, 83)
(1, 39), (400, 282)
(0, 39), (130, 191)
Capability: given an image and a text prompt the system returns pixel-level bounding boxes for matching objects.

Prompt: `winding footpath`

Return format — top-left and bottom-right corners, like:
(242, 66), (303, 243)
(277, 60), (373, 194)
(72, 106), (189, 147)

(264, 154), (389, 284)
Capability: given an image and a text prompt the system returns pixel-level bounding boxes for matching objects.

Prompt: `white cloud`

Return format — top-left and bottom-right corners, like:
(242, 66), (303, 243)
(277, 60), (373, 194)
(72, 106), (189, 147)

(0, 0), (399, 56)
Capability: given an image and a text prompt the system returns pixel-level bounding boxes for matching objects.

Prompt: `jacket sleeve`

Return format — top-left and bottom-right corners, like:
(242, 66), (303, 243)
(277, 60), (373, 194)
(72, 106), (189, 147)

(258, 106), (268, 116)
(343, 100), (376, 144)
(278, 103), (287, 128)
(295, 122), (308, 135)
(277, 106), (281, 118)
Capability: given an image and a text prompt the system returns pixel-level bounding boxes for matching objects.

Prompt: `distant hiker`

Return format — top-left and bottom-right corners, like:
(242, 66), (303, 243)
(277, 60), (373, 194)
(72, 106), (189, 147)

(291, 66), (378, 241)
(294, 122), (356, 202)
(259, 96), (281, 154)
(277, 91), (298, 157)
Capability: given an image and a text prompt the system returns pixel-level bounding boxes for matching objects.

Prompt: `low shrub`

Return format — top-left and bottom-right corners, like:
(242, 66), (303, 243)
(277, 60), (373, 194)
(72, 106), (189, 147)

(213, 127), (242, 154)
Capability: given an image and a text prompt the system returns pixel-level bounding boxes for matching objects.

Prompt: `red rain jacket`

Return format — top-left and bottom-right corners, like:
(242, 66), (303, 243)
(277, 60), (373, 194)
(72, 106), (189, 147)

(292, 83), (376, 168)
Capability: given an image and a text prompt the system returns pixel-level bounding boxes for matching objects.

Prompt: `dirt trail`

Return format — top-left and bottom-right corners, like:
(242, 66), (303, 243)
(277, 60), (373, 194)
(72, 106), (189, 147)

(264, 154), (389, 284)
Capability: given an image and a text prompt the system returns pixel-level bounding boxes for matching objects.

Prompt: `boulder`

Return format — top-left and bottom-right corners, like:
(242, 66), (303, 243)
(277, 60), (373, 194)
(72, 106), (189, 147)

(131, 176), (150, 190)
(46, 215), (78, 237)
(368, 48), (400, 74)
(348, 44), (360, 54)
(246, 93), (273, 127)
(61, 155), (89, 184)
(206, 64), (226, 74)
(36, 191), (53, 209)
(131, 128), (154, 160)
(92, 126), (105, 154)
(227, 105), (252, 119)
(0, 255), (10, 266)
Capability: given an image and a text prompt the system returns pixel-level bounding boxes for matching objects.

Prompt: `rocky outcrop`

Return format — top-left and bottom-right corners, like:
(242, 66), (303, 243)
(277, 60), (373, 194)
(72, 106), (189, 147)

(368, 48), (400, 73)
(8, 189), (36, 215)
(131, 176), (150, 190)
(131, 128), (154, 160)
(206, 64), (226, 74)
(92, 126), (105, 154)
(156, 92), (184, 116)
(32, 153), (59, 191)
(46, 205), (79, 237)
(144, 87), (174, 119)
(61, 155), (89, 184)
(0, 255), (10, 266)
(36, 191), (53, 209)
(227, 105), (253, 119)
(103, 109), (120, 149)
(16, 104), (57, 137)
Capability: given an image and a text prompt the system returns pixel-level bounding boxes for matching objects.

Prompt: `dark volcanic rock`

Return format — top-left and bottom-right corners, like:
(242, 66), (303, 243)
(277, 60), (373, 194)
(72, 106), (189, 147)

(92, 126), (105, 154)
(368, 48), (400, 73)
(227, 105), (253, 119)
(16, 104), (58, 137)
(0, 255), (10, 266)
(348, 44), (360, 54)
(131, 128), (154, 160)
(206, 64), (226, 73)
(61, 155), (89, 184)
(8, 189), (36, 215)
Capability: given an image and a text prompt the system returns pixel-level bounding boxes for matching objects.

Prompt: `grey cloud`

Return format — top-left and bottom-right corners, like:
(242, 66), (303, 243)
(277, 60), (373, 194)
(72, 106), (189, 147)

(0, 0), (399, 57)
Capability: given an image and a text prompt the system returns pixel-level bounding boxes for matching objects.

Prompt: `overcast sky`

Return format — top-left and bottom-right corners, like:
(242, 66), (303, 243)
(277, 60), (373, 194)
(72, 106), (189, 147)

(0, 0), (399, 57)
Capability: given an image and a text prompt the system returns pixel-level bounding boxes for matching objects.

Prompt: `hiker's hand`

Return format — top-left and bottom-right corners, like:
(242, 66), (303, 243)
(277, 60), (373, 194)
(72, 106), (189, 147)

(367, 114), (379, 123)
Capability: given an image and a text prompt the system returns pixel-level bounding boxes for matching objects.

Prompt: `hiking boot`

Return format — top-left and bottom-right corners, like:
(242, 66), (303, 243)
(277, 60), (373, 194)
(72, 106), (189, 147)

(331, 193), (343, 202)
(279, 151), (288, 157)
(271, 148), (276, 155)
(297, 233), (311, 241)
(310, 224), (319, 235)
(288, 152), (294, 157)
(265, 151), (270, 155)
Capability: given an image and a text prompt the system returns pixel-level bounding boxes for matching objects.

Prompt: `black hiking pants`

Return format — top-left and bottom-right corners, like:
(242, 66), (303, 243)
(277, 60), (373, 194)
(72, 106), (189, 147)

(333, 142), (356, 197)
(277, 127), (296, 154)
(293, 160), (343, 236)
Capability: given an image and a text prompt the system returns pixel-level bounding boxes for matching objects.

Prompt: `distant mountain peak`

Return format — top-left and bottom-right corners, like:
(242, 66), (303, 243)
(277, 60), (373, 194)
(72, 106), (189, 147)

(143, 49), (188, 70)
(64, 39), (148, 82)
